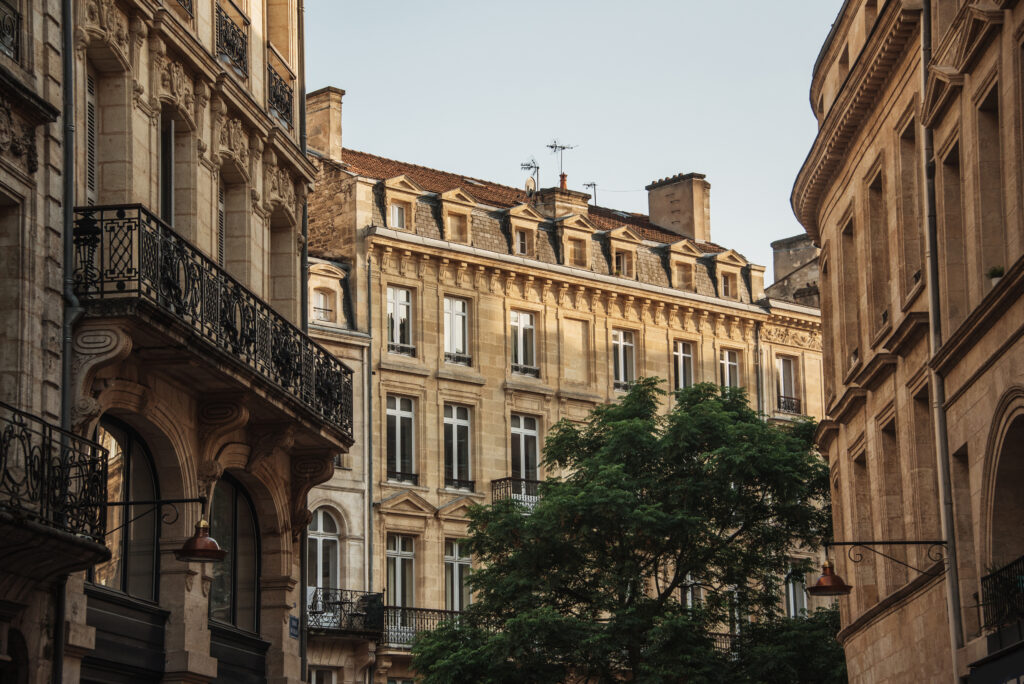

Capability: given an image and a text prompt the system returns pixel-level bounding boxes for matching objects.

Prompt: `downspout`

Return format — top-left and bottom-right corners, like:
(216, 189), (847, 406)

(754, 320), (764, 414)
(300, 528), (308, 683)
(919, 2), (965, 680)
(298, 0), (308, 333)
(365, 252), (375, 684)
(56, 0), (77, 680)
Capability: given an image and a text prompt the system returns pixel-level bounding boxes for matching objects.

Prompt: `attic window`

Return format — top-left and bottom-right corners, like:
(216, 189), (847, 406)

(390, 202), (409, 230)
(449, 213), (468, 243)
(613, 251), (634, 278)
(721, 272), (738, 299)
(569, 238), (587, 268)
(313, 288), (335, 323)
(674, 262), (694, 291)
(515, 229), (529, 256)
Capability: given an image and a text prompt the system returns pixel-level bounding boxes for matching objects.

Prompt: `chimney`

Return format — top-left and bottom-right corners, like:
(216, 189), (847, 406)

(533, 177), (591, 219)
(646, 172), (711, 241)
(306, 86), (345, 162)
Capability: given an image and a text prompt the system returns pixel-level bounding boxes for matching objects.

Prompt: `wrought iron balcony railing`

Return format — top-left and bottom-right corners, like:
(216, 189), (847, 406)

(383, 606), (460, 649)
(491, 477), (540, 509)
(387, 469), (418, 486)
(614, 379), (633, 392)
(981, 553), (1024, 631)
(444, 476), (474, 492)
(307, 588), (384, 636)
(778, 395), (802, 414)
(444, 352), (471, 365)
(72, 205), (353, 440)
(0, 0), (20, 60)
(174, 0), (193, 16)
(388, 342), (416, 356)
(710, 632), (735, 653)
(0, 402), (107, 542)
(267, 64), (293, 128)
(216, 2), (248, 75)
(511, 363), (540, 378)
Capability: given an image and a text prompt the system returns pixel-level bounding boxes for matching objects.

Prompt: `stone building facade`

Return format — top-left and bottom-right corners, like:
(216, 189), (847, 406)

(793, 0), (1024, 681)
(304, 87), (827, 683)
(765, 233), (821, 308)
(0, 1), (354, 683)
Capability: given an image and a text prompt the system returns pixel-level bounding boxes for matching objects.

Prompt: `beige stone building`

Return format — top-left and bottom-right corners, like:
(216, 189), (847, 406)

(0, 1), (354, 683)
(793, 0), (1024, 681)
(304, 87), (828, 683)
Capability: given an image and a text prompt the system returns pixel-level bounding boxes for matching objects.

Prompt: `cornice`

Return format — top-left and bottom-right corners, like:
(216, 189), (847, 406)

(792, 0), (921, 242)
(882, 310), (929, 356)
(854, 352), (898, 390)
(815, 419), (840, 453)
(830, 387), (868, 423)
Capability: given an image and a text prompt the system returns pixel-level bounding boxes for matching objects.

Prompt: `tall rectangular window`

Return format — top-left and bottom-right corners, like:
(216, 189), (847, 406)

(867, 173), (890, 330)
(217, 182), (226, 267)
(939, 144), (967, 331)
(515, 229), (528, 255)
(776, 356), (800, 413)
(675, 262), (694, 291)
(840, 220), (862, 370)
(449, 213), (468, 242)
(898, 120), (922, 295)
(387, 286), (414, 355)
(159, 112), (175, 225)
(444, 404), (472, 490)
(977, 87), (1004, 288)
(86, 72), (98, 205)
(510, 414), (538, 482)
(510, 310), (537, 375)
(386, 534), (414, 607)
(613, 251), (633, 277)
(785, 562), (807, 617)
(612, 329), (635, 390)
(391, 203), (406, 229)
(312, 670), (336, 684)
(570, 238), (587, 267)
(720, 349), (740, 388)
(386, 396), (416, 484)
(444, 539), (471, 611)
(443, 296), (469, 364)
(673, 340), (693, 390)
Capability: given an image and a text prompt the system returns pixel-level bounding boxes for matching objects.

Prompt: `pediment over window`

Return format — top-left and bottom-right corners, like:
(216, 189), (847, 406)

(436, 497), (476, 522)
(922, 65), (964, 126)
(667, 238), (705, 258)
(607, 225), (643, 244)
(440, 188), (478, 244)
(383, 175), (425, 231)
(440, 188), (479, 207)
(556, 214), (599, 235)
(378, 490), (435, 518)
(508, 203), (546, 224)
(953, 2), (1003, 72)
(715, 249), (748, 267)
(383, 175), (426, 196)
(508, 203), (546, 257)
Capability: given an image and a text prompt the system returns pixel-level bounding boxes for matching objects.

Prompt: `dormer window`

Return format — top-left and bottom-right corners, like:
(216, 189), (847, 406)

(313, 288), (334, 323)
(391, 202), (408, 229)
(569, 238), (587, 267)
(674, 262), (694, 291)
(449, 213), (468, 243)
(613, 250), (634, 278)
(721, 272), (738, 299)
(515, 229), (529, 256)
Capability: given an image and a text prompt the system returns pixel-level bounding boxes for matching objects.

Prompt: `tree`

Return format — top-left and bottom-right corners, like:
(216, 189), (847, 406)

(412, 380), (841, 683)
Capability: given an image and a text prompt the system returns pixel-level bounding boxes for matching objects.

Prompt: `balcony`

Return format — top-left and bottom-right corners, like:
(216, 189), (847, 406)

(0, 401), (110, 576)
(0, 0), (20, 60)
(72, 204), (353, 441)
(216, 1), (248, 76)
(614, 380), (633, 392)
(307, 588), (384, 638)
(383, 607), (460, 649)
(778, 395), (802, 414)
(174, 0), (193, 16)
(491, 477), (540, 509)
(266, 43), (293, 128)
(982, 554), (1024, 634)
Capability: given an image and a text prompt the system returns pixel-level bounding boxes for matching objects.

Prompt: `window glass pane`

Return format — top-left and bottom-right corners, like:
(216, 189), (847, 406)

(307, 540), (317, 586)
(444, 421), (453, 479)
(387, 556), (397, 605)
(126, 445), (157, 599)
(445, 561), (454, 610)
(401, 557), (414, 607)
(93, 424), (126, 591)
(524, 323), (534, 366)
(387, 413), (397, 472)
(525, 433), (537, 479)
(460, 563), (471, 609)
(235, 494), (258, 633)
(511, 429), (521, 479)
(457, 424), (469, 479)
(322, 539), (338, 589)
(322, 512), (337, 534)
(400, 416), (413, 472)
(209, 481), (234, 624)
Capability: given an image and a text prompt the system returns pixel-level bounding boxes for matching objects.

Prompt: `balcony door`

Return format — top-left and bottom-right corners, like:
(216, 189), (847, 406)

(307, 508), (341, 626)
(510, 414), (539, 505)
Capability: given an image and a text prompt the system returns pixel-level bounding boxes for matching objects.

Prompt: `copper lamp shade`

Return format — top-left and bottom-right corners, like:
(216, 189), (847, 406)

(807, 560), (853, 597)
(174, 520), (227, 563)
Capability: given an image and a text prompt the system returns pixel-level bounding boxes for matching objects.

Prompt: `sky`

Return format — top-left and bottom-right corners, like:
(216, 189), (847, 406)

(304, 1), (843, 282)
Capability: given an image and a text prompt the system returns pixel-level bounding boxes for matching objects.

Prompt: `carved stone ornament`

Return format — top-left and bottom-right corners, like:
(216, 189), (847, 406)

(218, 116), (250, 169)
(262, 152), (297, 216)
(761, 324), (822, 351)
(0, 99), (39, 174)
(77, 0), (130, 61)
(160, 61), (196, 116)
(289, 453), (334, 540)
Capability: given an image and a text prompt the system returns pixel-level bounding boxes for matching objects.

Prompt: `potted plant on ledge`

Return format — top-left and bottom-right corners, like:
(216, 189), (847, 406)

(987, 266), (1005, 287)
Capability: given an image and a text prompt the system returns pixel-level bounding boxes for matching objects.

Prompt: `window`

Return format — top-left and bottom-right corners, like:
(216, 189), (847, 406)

(673, 341), (693, 390)
(569, 238), (587, 267)
(444, 404), (472, 490)
(313, 288), (334, 322)
(510, 414), (539, 482)
(386, 286), (414, 355)
(720, 349), (740, 388)
(312, 670), (336, 684)
(510, 310), (538, 376)
(613, 250), (633, 278)
(307, 508), (340, 592)
(92, 419), (159, 601)
(721, 272), (737, 299)
(674, 262), (694, 291)
(386, 396), (416, 484)
(785, 563), (807, 617)
(159, 111), (176, 225)
(515, 229), (529, 255)
(386, 533), (414, 607)
(209, 476), (260, 633)
(611, 329), (635, 390)
(444, 539), (472, 611)
(449, 213), (468, 242)
(217, 181), (226, 267)
(443, 296), (470, 364)
(85, 71), (98, 205)
(684, 573), (704, 609)
(390, 202), (407, 229)
(777, 356), (800, 413)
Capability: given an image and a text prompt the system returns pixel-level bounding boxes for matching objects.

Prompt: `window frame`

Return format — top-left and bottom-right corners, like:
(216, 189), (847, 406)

(510, 310), (539, 376)
(611, 328), (636, 390)
(785, 562), (808, 618)
(308, 508), (341, 591)
(443, 295), (470, 365)
(443, 404), (473, 491)
(390, 201), (408, 230)
(613, 249), (634, 278)
(385, 533), (415, 608)
(776, 355), (801, 414)
(444, 538), (472, 612)
(386, 285), (415, 355)
(673, 340), (694, 390)
(313, 288), (335, 323)
(515, 228), (529, 256)
(720, 348), (741, 388)
(386, 395), (417, 485)
(510, 413), (539, 482)
(208, 474), (261, 633)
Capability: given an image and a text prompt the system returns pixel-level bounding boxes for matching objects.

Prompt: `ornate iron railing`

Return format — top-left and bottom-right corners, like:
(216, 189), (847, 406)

(778, 395), (802, 414)
(981, 553), (1024, 630)
(444, 352), (471, 365)
(444, 476), (474, 492)
(383, 607), (460, 649)
(710, 632), (735, 653)
(174, 0), (193, 16)
(491, 477), (540, 509)
(387, 469), (418, 486)
(307, 588), (384, 636)
(72, 205), (353, 440)
(0, 0), (20, 60)
(511, 363), (540, 378)
(614, 380), (633, 392)
(388, 342), (415, 356)
(0, 402), (107, 542)
(267, 64), (293, 128)
(216, 3), (247, 75)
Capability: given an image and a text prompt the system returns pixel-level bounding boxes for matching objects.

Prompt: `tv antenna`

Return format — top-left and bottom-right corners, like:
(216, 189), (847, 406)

(520, 157), (540, 195)
(583, 182), (597, 206)
(546, 139), (576, 176)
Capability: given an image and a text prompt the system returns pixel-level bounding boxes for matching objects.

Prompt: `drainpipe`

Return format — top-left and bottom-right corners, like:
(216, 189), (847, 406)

(365, 252), (375, 684)
(919, 2), (965, 680)
(56, 0), (77, 679)
(300, 527), (308, 683)
(753, 321), (764, 414)
(298, 0), (309, 333)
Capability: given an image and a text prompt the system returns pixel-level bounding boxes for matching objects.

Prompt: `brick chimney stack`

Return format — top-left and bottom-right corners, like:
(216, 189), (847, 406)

(646, 172), (711, 242)
(306, 86), (345, 163)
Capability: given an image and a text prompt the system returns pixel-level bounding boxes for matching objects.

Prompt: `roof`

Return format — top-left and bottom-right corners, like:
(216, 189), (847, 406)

(336, 147), (732, 254)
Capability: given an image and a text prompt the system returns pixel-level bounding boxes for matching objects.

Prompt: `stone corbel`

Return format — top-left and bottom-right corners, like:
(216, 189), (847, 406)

(70, 323), (133, 436)
(417, 254), (432, 279)
(129, 15), (148, 72)
(246, 423), (296, 474)
(289, 452), (335, 539)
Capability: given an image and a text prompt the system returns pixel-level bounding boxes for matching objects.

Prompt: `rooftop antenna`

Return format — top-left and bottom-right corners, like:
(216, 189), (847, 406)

(583, 182), (597, 206)
(547, 139), (576, 189)
(520, 157), (540, 197)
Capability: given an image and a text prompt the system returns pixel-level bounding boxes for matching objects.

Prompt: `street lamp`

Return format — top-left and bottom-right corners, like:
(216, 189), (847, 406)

(807, 540), (947, 597)
(105, 496), (226, 563)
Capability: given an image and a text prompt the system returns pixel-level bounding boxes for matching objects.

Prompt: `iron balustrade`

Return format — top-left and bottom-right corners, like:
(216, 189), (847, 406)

(444, 352), (471, 365)
(981, 553), (1024, 630)
(444, 477), (475, 492)
(72, 204), (354, 440)
(387, 470), (418, 486)
(0, 0), (20, 60)
(266, 64), (293, 127)
(215, 3), (248, 75)
(710, 632), (735, 653)
(175, 0), (193, 16)
(491, 477), (540, 509)
(778, 395), (802, 414)
(306, 588), (384, 636)
(387, 342), (416, 356)
(383, 607), (460, 648)
(0, 401), (108, 542)
(511, 364), (540, 378)
(614, 380), (633, 392)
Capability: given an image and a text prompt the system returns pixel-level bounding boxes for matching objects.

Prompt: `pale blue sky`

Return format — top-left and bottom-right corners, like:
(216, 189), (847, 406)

(305, 1), (843, 281)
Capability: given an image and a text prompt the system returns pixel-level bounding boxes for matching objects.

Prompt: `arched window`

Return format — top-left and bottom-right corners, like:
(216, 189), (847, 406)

(308, 508), (340, 591)
(209, 476), (260, 633)
(92, 418), (160, 601)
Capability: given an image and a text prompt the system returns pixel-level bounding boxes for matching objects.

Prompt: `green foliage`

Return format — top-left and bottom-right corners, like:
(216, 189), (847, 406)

(726, 606), (847, 683)
(412, 379), (841, 683)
